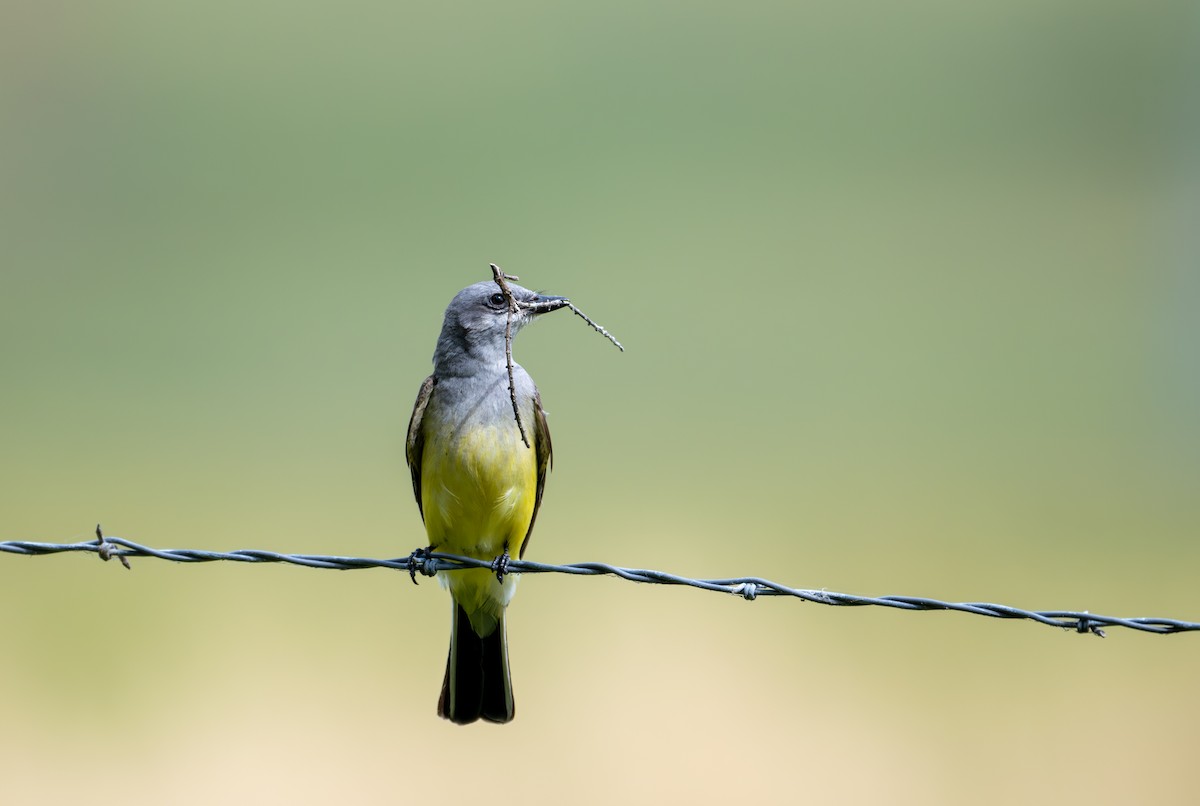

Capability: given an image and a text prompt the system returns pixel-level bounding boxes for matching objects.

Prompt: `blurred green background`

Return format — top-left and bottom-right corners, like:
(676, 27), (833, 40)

(2, 1), (1198, 803)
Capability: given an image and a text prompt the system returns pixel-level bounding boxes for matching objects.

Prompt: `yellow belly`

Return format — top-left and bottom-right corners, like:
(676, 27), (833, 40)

(421, 422), (536, 635)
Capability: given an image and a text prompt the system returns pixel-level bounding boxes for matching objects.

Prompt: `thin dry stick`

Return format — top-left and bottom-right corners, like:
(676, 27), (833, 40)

(489, 263), (531, 448)
(489, 262), (624, 443)
(564, 301), (624, 352)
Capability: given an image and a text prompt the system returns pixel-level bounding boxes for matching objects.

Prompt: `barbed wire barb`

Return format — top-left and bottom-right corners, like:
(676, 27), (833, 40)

(3, 534), (1197, 637)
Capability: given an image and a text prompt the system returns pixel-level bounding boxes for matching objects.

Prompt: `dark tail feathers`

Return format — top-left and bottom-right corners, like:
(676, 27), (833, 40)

(438, 602), (514, 724)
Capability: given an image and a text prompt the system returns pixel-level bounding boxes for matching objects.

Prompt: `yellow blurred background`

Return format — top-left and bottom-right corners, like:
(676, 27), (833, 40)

(2, 1), (1198, 803)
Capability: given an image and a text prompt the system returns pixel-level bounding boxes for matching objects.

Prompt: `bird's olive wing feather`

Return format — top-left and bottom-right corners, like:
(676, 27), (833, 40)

(405, 375), (436, 521)
(519, 387), (553, 558)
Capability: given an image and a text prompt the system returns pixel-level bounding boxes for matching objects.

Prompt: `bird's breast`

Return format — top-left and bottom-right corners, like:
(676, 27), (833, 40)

(421, 407), (538, 558)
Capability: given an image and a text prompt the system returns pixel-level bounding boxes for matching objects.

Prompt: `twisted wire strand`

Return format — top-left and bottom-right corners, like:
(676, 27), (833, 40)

(2, 534), (1197, 637)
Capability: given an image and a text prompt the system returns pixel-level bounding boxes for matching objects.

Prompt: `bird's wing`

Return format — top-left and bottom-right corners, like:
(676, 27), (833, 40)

(519, 387), (553, 558)
(405, 375), (436, 521)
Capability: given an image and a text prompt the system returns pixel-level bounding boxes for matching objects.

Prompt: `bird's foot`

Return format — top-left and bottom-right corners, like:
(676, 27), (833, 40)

(406, 547), (430, 585)
(491, 549), (511, 583)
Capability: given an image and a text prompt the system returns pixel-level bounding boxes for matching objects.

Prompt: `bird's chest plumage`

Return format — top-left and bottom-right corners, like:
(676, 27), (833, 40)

(420, 378), (538, 557)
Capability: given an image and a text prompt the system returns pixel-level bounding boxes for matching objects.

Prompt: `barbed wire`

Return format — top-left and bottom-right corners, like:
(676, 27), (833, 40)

(3, 530), (1197, 638)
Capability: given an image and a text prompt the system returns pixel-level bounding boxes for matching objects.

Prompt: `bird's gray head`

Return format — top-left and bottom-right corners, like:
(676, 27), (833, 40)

(433, 280), (567, 371)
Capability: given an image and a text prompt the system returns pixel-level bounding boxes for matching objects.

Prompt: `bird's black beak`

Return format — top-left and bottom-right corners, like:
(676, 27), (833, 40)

(526, 294), (569, 314)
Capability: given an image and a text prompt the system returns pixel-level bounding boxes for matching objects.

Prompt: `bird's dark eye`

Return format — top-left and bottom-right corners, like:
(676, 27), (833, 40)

(488, 293), (506, 306)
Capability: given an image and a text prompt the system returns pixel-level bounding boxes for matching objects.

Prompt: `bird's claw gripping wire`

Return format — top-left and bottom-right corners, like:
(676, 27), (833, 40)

(492, 550), (511, 583)
(406, 547), (434, 584)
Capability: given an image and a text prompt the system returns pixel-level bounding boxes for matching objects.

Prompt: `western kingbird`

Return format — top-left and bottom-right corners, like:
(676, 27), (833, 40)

(406, 279), (567, 724)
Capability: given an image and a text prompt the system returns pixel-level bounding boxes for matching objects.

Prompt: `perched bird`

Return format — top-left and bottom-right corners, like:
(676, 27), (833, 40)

(406, 279), (566, 724)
